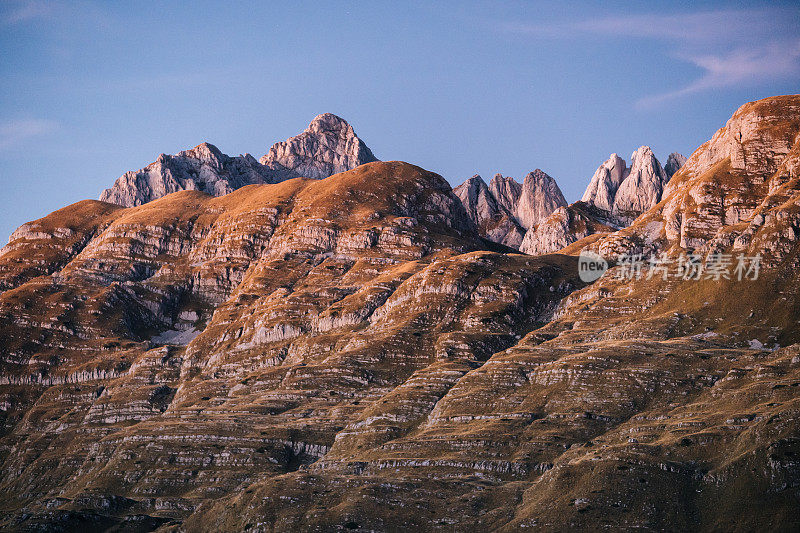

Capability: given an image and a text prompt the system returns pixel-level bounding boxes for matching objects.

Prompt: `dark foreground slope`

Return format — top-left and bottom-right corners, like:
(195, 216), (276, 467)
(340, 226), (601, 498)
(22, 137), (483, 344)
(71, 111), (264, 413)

(1, 96), (800, 531)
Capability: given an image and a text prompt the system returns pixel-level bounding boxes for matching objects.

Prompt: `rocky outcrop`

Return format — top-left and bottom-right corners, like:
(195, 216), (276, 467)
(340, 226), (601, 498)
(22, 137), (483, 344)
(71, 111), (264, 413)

(581, 149), (686, 223)
(515, 169), (568, 229)
(521, 150), (681, 256)
(99, 142), (281, 207)
(259, 113), (377, 179)
(519, 201), (621, 255)
(100, 114), (377, 207)
(453, 175), (524, 248)
(581, 153), (628, 212)
(594, 95), (800, 260)
(489, 173), (522, 213)
(673, 97), (800, 181)
(453, 175), (498, 226)
(664, 151), (687, 178)
(612, 146), (670, 221)
(453, 170), (566, 248)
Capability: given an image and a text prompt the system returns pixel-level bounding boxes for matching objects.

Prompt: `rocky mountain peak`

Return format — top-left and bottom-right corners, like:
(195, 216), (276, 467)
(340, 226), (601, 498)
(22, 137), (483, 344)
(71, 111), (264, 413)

(488, 173), (522, 213)
(581, 147), (686, 224)
(99, 145), (276, 207)
(177, 141), (225, 167)
(544, 148), (687, 254)
(454, 174), (488, 198)
(454, 169), (565, 247)
(453, 175), (495, 224)
(629, 145), (662, 175)
(98, 115), (379, 208)
(664, 151), (687, 178)
(465, 148), (686, 255)
(453, 174), (524, 248)
(581, 153), (628, 212)
(515, 169), (567, 229)
(611, 145), (670, 221)
(307, 112), (353, 134)
(259, 113), (378, 179)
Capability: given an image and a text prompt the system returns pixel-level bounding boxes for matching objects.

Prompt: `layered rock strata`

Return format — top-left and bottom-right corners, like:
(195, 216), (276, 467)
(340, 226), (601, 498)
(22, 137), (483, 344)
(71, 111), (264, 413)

(1, 97), (800, 531)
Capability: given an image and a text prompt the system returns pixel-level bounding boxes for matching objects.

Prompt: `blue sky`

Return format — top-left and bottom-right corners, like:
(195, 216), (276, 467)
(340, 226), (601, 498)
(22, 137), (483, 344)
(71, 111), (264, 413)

(2, 1), (799, 244)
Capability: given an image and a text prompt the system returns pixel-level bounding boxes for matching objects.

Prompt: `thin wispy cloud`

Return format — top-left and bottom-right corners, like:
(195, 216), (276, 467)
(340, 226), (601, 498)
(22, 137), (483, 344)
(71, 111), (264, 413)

(506, 9), (794, 43)
(0, 119), (60, 150)
(638, 39), (800, 108)
(503, 7), (800, 109)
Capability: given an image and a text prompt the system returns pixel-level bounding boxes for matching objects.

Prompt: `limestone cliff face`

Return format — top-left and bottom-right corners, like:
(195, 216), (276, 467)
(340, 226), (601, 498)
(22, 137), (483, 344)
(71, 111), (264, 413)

(581, 153), (627, 212)
(489, 173), (522, 213)
(519, 201), (620, 255)
(453, 170), (566, 248)
(453, 175), (499, 226)
(100, 114), (377, 207)
(595, 95), (800, 260)
(612, 146), (671, 221)
(99, 142), (280, 207)
(581, 148), (686, 222)
(515, 169), (568, 229)
(453, 175), (524, 248)
(2, 97), (800, 532)
(259, 113), (378, 179)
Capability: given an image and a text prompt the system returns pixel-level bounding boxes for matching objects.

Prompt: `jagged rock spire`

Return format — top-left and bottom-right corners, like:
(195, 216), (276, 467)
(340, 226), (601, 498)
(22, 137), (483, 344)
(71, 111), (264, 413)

(259, 113), (378, 179)
(515, 169), (568, 229)
(581, 147), (684, 225)
(664, 152), (687, 178)
(100, 114), (379, 207)
(612, 146), (670, 219)
(454, 175), (525, 248)
(581, 153), (628, 212)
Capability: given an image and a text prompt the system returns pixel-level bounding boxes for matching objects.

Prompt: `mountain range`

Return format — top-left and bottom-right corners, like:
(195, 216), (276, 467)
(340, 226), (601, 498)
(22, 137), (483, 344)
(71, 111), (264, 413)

(96, 110), (687, 257)
(99, 113), (378, 207)
(1, 95), (799, 531)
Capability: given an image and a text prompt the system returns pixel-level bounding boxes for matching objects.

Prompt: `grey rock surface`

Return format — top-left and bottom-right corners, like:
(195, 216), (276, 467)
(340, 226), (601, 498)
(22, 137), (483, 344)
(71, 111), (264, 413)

(453, 169), (565, 248)
(581, 153), (628, 212)
(99, 142), (281, 207)
(259, 113), (377, 179)
(664, 152), (688, 179)
(515, 169), (568, 230)
(519, 201), (621, 255)
(100, 114), (378, 207)
(454, 175), (525, 248)
(612, 146), (670, 222)
(488, 174), (522, 214)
